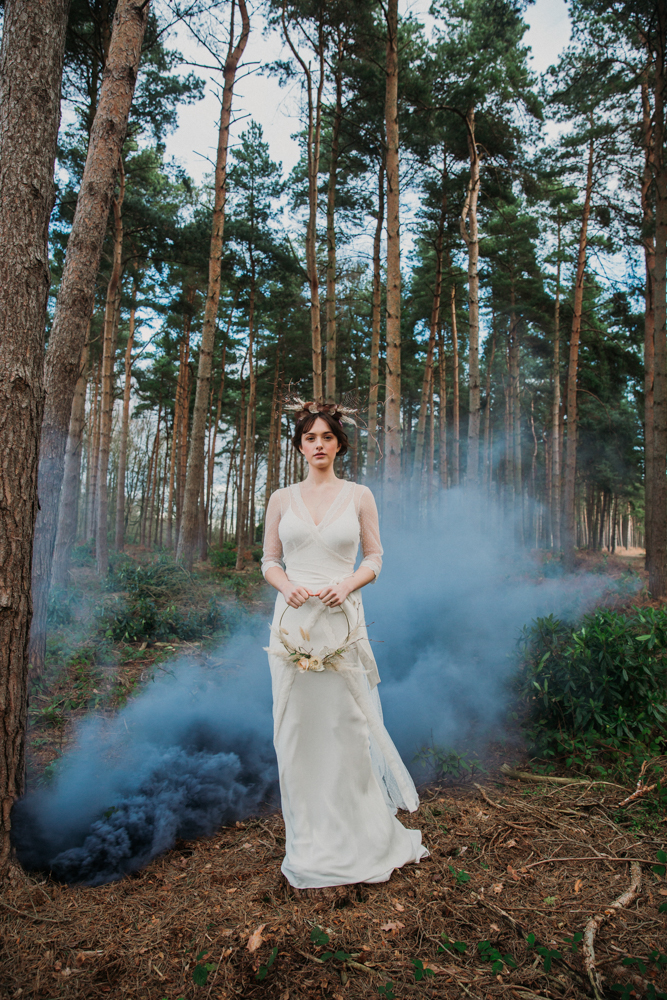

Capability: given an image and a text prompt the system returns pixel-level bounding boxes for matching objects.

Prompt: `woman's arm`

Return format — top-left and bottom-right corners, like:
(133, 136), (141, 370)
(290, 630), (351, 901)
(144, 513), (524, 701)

(317, 565), (376, 608)
(318, 486), (383, 607)
(262, 490), (312, 608)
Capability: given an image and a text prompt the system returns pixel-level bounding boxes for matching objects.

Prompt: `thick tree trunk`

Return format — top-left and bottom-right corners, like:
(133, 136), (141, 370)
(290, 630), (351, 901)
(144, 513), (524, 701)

(96, 166), (125, 578)
(650, 33), (667, 595)
(178, 0), (249, 569)
(367, 159), (385, 478)
(52, 337), (90, 590)
(0, 0), (69, 869)
(29, 0), (149, 672)
(551, 210), (562, 550)
(460, 108), (481, 484)
(563, 133), (595, 563)
(451, 286), (460, 486)
(115, 272), (137, 551)
(384, 0), (402, 496)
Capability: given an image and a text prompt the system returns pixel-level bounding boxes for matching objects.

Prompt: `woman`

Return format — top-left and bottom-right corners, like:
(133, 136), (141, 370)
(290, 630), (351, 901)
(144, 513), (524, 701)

(262, 402), (427, 889)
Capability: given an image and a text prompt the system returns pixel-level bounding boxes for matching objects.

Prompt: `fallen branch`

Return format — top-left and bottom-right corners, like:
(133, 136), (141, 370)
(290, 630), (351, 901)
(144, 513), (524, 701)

(582, 861), (642, 1000)
(500, 764), (626, 790)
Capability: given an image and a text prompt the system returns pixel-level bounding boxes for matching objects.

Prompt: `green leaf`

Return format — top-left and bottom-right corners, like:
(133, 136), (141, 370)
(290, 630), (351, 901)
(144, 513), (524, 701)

(657, 850), (667, 864)
(192, 964), (210, 986)
(659, 902), (667, 914)
(543, 896), (557, 905)
(310, 927), (330, 947)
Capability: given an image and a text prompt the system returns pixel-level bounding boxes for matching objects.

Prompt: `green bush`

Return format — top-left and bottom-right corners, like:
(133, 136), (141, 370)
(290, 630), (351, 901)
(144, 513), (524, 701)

(210, 545), (237, 569)
(516, 607), (667, 745)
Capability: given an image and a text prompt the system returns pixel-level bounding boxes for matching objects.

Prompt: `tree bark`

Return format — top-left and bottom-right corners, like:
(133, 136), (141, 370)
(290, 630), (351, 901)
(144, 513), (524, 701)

(325, 40), (343, 402)
(483, 322), (496, 489)
(115, 271), (137, 551)
(177, 0), (249, 569)
(29, 0), (149, 672)
(367, 159), (385, 478)
(0, 0), (69, 871)
(236, 281), (257, 571)
(641, 63), (656, 576)
(85, 359), (102, 540)
(460, 108), (481, 484)
(96, 164), (125, 577)
(384, 0), (402, 497)
(52, 336), (90, 590)
(563, 132), (595, 563)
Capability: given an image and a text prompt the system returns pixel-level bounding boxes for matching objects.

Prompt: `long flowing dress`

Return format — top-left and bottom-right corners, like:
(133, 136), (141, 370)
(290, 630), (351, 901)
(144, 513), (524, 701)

(262, 480), (427, 889)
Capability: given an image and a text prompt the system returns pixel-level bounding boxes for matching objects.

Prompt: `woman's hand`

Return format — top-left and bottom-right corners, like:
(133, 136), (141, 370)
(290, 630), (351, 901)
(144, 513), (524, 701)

(281, 582), (312, 609)
(317, 581), (351, 608)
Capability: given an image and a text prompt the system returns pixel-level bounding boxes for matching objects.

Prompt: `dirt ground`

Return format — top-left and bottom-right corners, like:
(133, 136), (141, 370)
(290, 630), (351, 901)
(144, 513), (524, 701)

(4, 550), (665, 999)
(2, 771), (665, 1000)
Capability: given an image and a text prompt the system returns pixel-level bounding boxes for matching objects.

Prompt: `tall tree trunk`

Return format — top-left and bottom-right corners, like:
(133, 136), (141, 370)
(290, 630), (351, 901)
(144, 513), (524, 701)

(281, 3), (324, 399)
(460, 107), (481, 484)
(206, 300), (236, 540)
(437, 325), (447, 488)
(367, 159), (385, 478)
(642, 66), (656, 574)
(384, 0), (402, 496)
(85, 359), (102, 540)
(96, 165), (125, 578)
(414, 161), (446, 475)
(177, 0), (249, 569)
(483, 323), (496, 489)
(236, 282), (256, 570)
(0, 0), (69, 868)
(114, 272), (137, 550)
(563, 132), (595, 563)
(451, 285), (460, 486)
(651, 26), (667, 595)
(29, 0), (149, 672)
(52, 336), (90, 590)
(325, 42), (343, 401)
(265, 341), (283, 515)
(551, 208), (562, 550)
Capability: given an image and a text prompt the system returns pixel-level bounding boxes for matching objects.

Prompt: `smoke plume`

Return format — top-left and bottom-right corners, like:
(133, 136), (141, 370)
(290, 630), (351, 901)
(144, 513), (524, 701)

(13, 489), (630, 884)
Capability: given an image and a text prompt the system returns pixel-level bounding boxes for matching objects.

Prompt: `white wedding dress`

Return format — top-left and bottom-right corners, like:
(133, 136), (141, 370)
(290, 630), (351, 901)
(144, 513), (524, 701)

(262, 480), (427, 889)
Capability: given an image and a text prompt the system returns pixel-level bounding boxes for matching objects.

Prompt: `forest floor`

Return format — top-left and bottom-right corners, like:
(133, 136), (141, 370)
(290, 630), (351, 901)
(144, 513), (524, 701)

(3, 548), (666, 1000)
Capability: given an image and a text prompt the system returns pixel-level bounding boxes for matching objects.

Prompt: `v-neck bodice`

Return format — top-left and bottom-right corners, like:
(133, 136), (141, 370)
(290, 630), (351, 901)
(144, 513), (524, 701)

(262, 481), (383, 589)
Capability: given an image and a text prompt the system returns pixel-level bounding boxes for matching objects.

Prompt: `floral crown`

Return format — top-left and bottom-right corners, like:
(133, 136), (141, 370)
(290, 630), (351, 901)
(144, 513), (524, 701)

(283, 393), (359, 427)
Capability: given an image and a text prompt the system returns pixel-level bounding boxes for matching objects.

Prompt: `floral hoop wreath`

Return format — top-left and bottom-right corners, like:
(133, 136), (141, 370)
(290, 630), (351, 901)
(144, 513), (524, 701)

(265, 600), (364, 673)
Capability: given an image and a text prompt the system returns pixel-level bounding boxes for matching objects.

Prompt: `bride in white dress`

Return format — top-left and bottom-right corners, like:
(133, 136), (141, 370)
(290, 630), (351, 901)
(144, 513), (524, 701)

(262, 403), (427, 889)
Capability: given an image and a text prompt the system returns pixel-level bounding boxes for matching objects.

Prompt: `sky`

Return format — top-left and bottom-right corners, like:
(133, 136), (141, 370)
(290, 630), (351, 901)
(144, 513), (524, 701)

(164, 0), (572, 186)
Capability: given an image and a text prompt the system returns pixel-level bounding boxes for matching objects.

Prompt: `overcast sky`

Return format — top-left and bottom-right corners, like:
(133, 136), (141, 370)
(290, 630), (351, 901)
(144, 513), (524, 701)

(164, 0), (572, 185)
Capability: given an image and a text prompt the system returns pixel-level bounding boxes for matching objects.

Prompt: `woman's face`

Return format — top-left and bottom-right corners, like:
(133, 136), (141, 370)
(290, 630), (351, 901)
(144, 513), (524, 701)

(299, 416), (340, 470)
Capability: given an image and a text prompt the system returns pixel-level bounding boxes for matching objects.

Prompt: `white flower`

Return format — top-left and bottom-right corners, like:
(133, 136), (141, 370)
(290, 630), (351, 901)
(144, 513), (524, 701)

(308, 657), (324, 671)
(297, 657), (311, 671)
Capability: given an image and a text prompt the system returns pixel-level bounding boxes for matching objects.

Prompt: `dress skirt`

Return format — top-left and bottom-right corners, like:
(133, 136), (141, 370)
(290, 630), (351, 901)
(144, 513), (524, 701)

(274, 661), (426, 889)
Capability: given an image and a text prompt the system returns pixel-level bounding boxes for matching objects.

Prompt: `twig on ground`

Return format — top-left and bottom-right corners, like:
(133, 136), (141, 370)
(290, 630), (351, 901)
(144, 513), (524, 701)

(582, 860), (642, 1000)
(0, 898), (67, 924)
(471, 893), (525, 932)
(521, 854), (650, 871)
(617, 783), (657, 808)
(500, 764), (626, 790)
(295, 948), (385, 980)
(473, 783), (508, 810)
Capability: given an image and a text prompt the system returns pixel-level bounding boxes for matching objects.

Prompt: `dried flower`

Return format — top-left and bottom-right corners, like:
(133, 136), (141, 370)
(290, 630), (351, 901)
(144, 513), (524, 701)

(308, 657), (324, 671)
(297, 657), (311, 671)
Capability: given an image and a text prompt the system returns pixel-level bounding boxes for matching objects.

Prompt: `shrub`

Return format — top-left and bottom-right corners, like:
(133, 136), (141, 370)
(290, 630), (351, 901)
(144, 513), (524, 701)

(210, 545), (237, 569)
(516, 607), (667, 746)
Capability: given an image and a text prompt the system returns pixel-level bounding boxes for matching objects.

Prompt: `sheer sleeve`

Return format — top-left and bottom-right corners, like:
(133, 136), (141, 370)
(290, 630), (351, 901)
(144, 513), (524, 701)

(261, 489), (284, 578)
(357, 485), (383, 580)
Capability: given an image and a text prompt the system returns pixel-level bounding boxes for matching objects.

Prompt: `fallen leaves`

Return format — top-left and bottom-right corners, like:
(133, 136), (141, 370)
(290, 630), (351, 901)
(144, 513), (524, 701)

(380, 921), (405, 934)
(246, 924), (266, 953)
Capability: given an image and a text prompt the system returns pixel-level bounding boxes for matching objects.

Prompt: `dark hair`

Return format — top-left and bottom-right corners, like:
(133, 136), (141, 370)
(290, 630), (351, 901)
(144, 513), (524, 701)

(292, 410), (349, 457)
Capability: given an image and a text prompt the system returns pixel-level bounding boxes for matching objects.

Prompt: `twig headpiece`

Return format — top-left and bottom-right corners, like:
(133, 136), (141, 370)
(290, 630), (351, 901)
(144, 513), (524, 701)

(283, 393), (359, 427)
